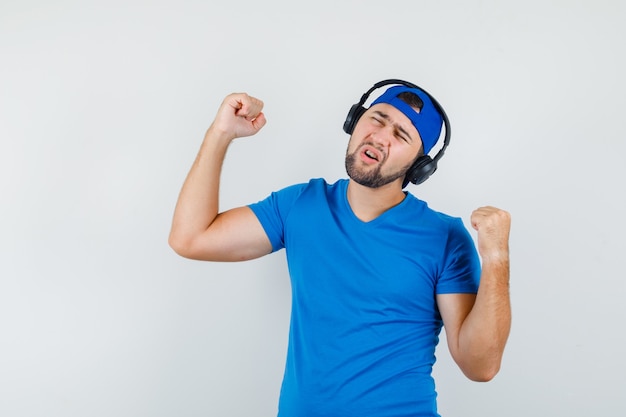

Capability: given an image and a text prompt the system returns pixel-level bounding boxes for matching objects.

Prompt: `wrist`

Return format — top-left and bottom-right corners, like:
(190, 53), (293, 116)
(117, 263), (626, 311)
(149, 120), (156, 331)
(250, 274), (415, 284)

(480, 250), (510, 265)
(205, 124), (236, 145)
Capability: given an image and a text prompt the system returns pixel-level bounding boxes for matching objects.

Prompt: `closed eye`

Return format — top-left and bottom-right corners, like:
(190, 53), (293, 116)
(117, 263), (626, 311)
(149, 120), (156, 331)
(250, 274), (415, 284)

(395, 130), (409, 142)
(371, 116), (383, 125)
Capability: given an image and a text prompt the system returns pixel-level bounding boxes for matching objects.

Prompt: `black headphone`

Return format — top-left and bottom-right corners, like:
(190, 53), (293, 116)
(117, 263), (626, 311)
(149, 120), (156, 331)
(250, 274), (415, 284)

(343, 79), (451, 186)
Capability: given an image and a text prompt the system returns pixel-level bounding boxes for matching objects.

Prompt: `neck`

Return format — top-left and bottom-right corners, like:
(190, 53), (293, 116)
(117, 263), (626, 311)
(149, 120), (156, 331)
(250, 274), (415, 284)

(346, 179), (407, 222)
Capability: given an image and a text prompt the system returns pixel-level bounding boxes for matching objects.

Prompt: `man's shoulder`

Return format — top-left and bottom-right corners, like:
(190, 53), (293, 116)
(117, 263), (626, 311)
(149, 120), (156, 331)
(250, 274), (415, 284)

(305, 177), (346, 189)
(280, 177), (346, 198)
(404, 193), (466, 230)
(252, 178), (344, 209)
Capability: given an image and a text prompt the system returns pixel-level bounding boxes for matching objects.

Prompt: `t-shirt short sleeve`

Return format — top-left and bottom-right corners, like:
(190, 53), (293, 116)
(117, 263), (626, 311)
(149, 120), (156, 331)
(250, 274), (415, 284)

(248, 183), (308, 252)
(436, 217), (481, 294)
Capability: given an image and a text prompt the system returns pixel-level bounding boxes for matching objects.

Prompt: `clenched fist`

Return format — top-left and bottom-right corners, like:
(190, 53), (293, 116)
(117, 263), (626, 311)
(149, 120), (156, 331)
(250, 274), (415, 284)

(209, 93), (267, 141)
(471, 206), (511, 263)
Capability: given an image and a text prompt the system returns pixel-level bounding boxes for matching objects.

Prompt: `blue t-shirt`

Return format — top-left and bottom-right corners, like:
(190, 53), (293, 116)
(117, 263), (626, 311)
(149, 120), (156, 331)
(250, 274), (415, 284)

(249, 178), (480, 417)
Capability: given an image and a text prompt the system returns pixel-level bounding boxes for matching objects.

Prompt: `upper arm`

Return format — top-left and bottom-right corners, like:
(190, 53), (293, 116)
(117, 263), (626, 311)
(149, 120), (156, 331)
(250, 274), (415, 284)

(172, 206), (273, 262)
(436, 293), (476, 360)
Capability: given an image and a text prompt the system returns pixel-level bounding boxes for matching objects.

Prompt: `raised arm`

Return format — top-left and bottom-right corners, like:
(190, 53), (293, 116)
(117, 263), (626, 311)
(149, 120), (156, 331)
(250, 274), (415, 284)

(437, 206), (511, 382)
(168, 93), (273, 262)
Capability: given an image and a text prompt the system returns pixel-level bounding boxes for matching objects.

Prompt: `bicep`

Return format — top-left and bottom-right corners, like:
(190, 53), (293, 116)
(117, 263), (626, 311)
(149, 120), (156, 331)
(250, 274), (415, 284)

(185, 206), (273, 261)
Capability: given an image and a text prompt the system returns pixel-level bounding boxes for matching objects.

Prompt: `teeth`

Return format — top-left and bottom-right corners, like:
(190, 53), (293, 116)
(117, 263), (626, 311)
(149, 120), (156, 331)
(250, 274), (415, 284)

(365, 150), (377, 160)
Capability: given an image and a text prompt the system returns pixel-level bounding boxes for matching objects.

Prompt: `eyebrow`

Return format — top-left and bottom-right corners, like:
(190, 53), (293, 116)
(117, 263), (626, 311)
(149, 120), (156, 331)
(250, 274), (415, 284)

(372, 110), (413, 142)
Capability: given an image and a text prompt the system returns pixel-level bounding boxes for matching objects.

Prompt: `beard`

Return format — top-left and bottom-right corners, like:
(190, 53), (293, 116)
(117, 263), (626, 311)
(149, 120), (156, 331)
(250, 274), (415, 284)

(345, 144), (414, 189)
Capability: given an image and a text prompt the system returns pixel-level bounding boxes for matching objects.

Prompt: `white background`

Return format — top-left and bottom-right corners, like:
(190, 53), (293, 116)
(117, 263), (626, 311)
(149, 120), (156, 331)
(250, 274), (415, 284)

(1, 1), (625, 416)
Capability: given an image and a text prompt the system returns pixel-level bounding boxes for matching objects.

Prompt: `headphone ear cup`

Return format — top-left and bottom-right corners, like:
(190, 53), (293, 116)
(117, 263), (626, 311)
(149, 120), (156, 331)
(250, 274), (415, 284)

(405, 155), (437, 186)
(343, 104), (366, 134)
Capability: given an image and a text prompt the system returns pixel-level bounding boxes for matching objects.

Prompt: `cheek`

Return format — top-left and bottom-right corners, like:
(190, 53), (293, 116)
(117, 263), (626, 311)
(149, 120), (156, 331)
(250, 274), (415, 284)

(392, 146), (420, 167)
(346, 134), (363, 154)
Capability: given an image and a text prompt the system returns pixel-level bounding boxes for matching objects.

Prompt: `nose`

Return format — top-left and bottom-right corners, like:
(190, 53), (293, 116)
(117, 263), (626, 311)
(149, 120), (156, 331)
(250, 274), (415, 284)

(370, 125), (393, 148)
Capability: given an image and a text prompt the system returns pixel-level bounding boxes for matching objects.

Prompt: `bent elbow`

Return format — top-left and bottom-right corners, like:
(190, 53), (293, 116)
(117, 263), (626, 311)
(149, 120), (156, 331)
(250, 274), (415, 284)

(168, 235), (184, 257)
(168, 231), (227, 261)
(464, 362), (501, 382)
(168, 232), (195, 259)
(468, 370), (497, 383)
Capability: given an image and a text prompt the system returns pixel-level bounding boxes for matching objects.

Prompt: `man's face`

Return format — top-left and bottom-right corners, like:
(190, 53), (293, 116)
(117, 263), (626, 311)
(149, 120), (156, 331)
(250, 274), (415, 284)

(345, 103), (424, 189)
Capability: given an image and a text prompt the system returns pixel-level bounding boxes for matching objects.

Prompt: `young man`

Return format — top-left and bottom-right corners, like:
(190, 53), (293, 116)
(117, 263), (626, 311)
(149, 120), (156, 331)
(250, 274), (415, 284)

(169, 81), (511, 417)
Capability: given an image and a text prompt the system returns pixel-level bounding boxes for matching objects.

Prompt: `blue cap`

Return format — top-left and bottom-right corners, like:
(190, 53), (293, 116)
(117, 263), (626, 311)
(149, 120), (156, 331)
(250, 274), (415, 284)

(370, 85), (443, 154)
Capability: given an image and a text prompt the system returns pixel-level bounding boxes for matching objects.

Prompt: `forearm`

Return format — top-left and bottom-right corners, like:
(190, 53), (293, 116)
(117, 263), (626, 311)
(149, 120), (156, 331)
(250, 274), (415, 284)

(457, 256), (511, 381)
(169, 126), (232, 252)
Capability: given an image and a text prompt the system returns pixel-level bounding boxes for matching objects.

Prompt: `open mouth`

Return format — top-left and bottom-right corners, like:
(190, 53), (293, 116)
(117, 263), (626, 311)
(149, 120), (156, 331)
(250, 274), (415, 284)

(364, 149), (379, 161)
(359, 144), (384, 164)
